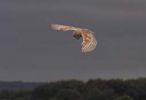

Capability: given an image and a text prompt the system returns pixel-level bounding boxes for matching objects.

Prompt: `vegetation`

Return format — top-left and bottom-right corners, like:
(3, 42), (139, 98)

(0, 78), (146, 100)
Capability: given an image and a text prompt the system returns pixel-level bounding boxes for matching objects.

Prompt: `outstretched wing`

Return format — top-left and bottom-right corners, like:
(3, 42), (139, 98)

(49, 24), (78, 31)
(49, 24), (82, 40)
(49, 24), (97, 53)
(80, 29), (97, 53)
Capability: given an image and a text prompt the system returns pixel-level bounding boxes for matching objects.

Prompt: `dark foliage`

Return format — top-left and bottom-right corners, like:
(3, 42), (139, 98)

(0, 81), (42, 90)
(0, 78), (146, 100)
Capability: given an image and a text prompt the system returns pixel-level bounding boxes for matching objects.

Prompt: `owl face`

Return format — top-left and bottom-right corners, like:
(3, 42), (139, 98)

(73, 31), (82, 40)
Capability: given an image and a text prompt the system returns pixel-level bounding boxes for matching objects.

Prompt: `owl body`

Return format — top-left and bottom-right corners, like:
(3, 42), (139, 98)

(49, 24), (97, 53)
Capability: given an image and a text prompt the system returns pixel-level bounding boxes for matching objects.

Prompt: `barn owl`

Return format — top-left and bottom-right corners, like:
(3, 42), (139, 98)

(49, 24), (97, 53)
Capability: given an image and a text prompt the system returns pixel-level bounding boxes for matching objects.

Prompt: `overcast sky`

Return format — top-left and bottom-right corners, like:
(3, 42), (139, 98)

(0, 0), (146, 82)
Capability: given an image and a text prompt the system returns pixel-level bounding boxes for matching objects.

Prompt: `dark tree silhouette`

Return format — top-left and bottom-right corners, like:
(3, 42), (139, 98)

(0, 78), (146, 100)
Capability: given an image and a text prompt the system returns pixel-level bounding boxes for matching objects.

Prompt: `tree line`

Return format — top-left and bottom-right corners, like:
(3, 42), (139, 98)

(0, 78), (146, 100)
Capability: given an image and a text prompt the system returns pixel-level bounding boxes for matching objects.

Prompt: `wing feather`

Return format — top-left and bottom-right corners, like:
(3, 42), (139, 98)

(80, 29), (97, 53)
(49, 24), (77, 31)
(49, 24), (97, 53)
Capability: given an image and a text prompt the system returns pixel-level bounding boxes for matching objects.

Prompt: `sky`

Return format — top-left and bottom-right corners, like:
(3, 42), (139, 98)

(0, 0), (146, 82)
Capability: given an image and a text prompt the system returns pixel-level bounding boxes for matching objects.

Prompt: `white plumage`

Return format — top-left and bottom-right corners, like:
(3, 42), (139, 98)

(49, 24), (97, 53)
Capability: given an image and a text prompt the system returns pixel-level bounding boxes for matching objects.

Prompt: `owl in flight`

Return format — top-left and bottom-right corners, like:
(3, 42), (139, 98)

(49, 24), (97, 53)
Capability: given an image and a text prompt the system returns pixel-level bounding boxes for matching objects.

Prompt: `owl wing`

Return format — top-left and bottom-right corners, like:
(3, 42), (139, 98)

(49, 24), (78, 31)
(49, 24), (83, 40)
(49, 24), (97, 53)
(80, 29), (97, 53)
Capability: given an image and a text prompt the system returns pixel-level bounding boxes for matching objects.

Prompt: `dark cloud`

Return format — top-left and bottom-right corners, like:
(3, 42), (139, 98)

(0, 0), (146, 82)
